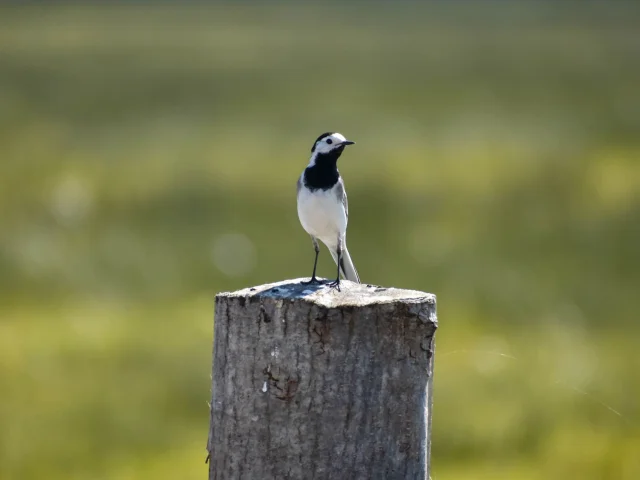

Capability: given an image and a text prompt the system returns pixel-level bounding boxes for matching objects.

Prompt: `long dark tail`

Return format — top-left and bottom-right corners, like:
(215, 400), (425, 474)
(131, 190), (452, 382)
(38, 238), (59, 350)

(330, 247), (360, 283)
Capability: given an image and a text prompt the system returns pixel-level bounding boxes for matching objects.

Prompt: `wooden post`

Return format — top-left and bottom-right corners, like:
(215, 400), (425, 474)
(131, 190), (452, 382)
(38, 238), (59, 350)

(207, 279), (437, 480)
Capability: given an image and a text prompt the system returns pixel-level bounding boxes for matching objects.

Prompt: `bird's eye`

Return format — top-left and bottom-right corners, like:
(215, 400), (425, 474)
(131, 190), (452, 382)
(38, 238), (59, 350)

(326, 139), (333, 145)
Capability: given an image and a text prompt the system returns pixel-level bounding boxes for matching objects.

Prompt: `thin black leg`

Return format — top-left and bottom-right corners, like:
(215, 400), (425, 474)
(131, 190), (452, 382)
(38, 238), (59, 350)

(301, 238), (321, 285)
(328, 249), (341, 291)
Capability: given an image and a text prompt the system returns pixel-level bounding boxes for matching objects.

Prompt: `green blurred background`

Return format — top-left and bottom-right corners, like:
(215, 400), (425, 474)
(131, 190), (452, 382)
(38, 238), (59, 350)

(1, 2), (639, 479)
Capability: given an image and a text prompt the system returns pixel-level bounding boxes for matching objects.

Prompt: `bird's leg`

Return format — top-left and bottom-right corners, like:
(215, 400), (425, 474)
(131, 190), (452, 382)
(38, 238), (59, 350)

(328, 236), (342, 291)
(301, 237), (321, 285)
(301, 249), (320, 284)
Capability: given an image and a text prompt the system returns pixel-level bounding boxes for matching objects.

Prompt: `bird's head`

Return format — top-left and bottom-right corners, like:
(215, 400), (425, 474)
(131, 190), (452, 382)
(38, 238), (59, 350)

(310, 132), (356, 155)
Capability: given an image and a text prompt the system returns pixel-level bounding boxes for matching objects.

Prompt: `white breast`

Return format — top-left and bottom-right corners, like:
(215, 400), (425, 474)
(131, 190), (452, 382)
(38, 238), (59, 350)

(297, 182), (347, 249)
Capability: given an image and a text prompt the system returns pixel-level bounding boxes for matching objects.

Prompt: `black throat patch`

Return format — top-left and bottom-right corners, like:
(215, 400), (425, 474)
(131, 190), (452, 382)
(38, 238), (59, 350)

(303, 147), (345, 191)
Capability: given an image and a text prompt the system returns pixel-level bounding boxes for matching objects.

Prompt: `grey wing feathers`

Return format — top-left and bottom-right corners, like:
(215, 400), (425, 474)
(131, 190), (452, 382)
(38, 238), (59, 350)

(296, 176), (303, 196)
(335, 178), (348, 218)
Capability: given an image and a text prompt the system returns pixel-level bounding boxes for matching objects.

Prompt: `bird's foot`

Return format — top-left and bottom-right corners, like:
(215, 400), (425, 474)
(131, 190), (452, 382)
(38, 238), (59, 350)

(327, 279), (341, 292)
(301, 277), (321, 285)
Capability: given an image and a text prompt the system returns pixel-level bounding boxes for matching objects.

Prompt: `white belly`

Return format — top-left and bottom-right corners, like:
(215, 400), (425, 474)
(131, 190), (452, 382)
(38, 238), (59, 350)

(297, 186), (347, 248)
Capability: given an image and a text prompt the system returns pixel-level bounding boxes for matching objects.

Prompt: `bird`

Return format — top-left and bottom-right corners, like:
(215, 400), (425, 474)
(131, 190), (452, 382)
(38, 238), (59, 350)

(296, 132), (360, 291)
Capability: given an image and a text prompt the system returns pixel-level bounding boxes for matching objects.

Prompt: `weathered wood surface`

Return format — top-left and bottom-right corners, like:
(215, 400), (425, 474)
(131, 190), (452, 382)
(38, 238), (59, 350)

(207, 278), (437, 480)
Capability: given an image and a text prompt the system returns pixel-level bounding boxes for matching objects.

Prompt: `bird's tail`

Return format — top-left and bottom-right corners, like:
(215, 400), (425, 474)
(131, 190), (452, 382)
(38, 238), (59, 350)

(330, 246), (360, 283)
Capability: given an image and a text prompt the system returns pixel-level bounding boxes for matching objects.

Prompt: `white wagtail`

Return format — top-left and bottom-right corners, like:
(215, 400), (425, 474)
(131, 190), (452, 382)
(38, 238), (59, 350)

(297, 132), (360, 291)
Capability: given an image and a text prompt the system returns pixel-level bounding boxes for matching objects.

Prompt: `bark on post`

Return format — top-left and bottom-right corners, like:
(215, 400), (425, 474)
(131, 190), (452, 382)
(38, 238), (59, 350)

(207, 278), (437, 480)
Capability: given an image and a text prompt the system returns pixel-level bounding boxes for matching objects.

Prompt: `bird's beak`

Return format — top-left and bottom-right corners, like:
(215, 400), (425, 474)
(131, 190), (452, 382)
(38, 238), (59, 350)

(340, 140), (355, 146)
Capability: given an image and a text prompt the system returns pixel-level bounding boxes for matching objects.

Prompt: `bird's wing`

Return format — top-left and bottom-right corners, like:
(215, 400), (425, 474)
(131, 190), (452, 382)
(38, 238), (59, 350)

(335, 177), (348, 218)
(296, 175), (303, 197)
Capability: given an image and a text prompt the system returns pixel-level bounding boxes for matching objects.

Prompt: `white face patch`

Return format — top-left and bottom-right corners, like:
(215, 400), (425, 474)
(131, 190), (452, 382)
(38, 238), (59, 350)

(313, 133), (348, 155)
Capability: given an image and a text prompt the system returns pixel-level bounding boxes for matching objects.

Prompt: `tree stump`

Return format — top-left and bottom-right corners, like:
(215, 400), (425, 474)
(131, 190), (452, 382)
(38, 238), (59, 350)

(207, 278), (437, 480)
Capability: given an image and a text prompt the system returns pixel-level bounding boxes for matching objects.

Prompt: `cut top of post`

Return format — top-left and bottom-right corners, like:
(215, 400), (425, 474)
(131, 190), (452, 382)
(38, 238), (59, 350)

(216, 277), (436, 312)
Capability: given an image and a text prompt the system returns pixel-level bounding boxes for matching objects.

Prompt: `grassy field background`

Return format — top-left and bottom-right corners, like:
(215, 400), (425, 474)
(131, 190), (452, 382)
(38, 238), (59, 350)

(1, 2), (639, 479)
